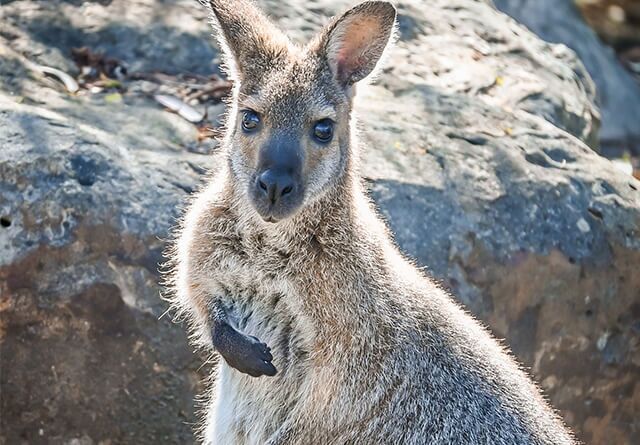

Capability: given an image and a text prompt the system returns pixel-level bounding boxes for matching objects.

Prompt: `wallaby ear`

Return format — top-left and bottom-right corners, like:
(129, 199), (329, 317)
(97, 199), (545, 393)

(203, 0), (290, 83)
(318, 1), (396, 88)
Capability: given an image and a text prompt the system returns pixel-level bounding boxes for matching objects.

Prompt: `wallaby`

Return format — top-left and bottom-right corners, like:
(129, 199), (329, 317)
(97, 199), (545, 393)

(165, 0), (577, 443)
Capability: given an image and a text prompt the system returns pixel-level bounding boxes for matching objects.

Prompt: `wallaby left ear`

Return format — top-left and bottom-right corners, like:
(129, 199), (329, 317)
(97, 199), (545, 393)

(317, 1), (397, 88)
(204, 0), (290, 83)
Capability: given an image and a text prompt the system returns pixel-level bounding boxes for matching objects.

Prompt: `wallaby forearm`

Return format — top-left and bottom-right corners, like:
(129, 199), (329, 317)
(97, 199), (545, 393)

(208, 298), (228, 330)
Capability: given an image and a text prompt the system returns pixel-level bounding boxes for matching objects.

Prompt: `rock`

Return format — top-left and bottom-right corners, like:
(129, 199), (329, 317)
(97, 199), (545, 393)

(0, 1), (638, 444)
(0, 80), (209, 444)
(494, 0), (640, 157)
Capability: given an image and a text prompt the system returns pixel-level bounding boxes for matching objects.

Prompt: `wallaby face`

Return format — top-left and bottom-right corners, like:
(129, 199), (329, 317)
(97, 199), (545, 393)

(211, 0), (396, 222)
(235, 64), (343, 222)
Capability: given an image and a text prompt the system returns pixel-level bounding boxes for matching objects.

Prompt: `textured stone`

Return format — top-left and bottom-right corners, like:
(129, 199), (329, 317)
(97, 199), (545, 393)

(494, 0), (640, 156)
(0, 0), (638, 444)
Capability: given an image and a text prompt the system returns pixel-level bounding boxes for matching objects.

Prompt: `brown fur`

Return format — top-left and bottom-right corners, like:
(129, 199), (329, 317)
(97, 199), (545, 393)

(164, 1), (577, 444)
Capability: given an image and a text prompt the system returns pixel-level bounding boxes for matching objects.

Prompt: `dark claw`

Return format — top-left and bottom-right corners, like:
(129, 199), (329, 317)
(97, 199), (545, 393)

(260, 361), (277, 377)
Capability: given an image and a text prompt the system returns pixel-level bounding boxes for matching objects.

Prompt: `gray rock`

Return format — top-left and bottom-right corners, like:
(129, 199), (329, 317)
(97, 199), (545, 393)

(0, 0), (638, 444)
(494, 0), (640, 156)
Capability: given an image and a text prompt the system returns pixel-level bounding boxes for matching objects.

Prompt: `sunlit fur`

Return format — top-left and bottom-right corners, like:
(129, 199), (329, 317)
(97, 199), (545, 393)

(164, 1), (577, 444)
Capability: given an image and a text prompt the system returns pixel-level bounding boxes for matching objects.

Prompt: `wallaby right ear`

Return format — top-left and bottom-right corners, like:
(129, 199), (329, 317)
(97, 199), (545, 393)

(316, 1), (397, 89)
(203, 0), (290, 83)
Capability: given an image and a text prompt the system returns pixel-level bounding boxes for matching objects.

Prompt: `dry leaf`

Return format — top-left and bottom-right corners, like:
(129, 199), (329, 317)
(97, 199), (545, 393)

(154, 94), (204, 123)
(33, 65), (79, 93)
(104, 92), (123, 103)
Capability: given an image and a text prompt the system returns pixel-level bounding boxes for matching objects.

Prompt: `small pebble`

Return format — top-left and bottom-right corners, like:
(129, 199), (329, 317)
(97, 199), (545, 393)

(596, 332), (609, 351)
(576, 218), (590, 233)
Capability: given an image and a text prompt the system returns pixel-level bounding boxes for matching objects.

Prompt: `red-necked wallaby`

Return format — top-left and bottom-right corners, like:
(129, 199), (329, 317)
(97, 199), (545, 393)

(165, 1), (576, 443)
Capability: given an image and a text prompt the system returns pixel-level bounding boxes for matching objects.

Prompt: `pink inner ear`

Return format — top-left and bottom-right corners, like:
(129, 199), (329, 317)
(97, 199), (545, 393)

(333, 17), (380, 83)
(336, 49), (366, 82)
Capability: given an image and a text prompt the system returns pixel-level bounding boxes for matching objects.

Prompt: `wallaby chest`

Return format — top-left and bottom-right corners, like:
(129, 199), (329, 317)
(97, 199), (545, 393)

(206, 219), (312, 360)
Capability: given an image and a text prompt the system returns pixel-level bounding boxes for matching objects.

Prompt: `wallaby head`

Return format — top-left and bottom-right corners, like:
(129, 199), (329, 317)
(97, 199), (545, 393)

(205, 0), (396, 222)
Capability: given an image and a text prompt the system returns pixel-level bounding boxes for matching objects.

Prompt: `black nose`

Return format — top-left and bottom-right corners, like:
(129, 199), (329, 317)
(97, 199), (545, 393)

(256, 170), (295, 205)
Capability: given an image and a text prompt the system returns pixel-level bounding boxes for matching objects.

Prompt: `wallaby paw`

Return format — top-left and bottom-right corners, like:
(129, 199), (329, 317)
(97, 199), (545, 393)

(214, 324), (277, 377)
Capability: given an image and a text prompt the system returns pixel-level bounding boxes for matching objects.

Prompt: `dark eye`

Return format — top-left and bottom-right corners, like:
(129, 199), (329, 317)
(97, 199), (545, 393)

(313, 119), (334, 143)
(241, 110), (260, 133)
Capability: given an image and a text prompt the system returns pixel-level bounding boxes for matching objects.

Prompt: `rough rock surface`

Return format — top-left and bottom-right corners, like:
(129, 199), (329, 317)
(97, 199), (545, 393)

(494, 0), (640, 156)
(1, 1), (638, 444)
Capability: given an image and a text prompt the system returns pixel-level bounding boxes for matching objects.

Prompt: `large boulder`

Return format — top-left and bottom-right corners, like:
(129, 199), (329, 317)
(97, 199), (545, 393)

(0, 1), (638, 444)
(494, 0), (640, 156)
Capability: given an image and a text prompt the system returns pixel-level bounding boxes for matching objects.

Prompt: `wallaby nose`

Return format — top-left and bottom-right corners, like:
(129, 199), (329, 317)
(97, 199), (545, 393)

(256, 170), (295, 205)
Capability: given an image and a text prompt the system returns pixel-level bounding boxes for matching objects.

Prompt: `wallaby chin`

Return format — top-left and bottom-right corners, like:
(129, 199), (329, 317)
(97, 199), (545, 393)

(246, 185), (342, 232)
(165, 1), (577, 444)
